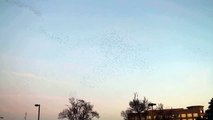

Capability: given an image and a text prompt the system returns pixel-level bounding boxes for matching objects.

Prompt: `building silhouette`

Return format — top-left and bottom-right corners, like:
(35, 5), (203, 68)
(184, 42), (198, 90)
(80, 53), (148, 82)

(128, 105), (204, 120)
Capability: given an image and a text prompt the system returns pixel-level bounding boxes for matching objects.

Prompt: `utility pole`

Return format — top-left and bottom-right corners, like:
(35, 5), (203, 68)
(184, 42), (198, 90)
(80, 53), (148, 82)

(24, 112), (27, 120)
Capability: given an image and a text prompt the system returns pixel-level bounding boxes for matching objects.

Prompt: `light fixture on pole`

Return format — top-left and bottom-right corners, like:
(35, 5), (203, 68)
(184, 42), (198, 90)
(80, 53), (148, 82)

(34, 104), (40, 120)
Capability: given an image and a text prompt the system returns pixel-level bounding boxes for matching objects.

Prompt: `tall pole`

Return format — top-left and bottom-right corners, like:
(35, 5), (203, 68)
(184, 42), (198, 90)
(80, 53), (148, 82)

(25, 112), (27, 120)
(38, 105), (40, 120)
(35, 104), (40, 120)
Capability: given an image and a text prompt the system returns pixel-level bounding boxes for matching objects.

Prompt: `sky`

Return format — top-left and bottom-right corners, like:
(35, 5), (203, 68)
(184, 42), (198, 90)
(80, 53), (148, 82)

(0, 0), (213, 120)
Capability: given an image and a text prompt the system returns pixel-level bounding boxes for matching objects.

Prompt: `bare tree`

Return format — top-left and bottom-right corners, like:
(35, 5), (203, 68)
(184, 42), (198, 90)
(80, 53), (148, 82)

(121, 109), (131, 120)
(58, 97), (99, 120)
(155, 104), (178, 120)
(156, 103), (164, 110)
(121, 93), (149, 120)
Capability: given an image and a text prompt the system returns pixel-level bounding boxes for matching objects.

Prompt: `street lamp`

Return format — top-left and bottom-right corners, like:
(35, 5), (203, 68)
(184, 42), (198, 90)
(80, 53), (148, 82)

(34, 104), (40, 120)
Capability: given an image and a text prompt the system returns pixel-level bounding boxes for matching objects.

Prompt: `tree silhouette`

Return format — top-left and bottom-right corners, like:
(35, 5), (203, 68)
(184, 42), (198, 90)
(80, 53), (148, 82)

(58, 97), (99, 120)
(121, 109), (131, 120)
(121, 93), (149, 120)
(155, 103), (179, 120)
(204, 98), (213, 120)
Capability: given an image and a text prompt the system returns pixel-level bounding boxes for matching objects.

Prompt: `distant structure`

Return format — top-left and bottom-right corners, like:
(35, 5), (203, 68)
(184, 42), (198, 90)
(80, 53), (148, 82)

(24, 112), (27, 120)
(128, 105), (204, 120)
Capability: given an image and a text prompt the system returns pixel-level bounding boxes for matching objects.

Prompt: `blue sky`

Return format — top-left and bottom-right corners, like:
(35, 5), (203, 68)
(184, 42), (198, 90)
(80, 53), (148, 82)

(0, 0), (213, 120)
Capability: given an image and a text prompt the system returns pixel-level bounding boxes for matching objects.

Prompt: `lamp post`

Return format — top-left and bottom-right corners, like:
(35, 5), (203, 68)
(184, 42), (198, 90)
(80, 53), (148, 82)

(34, 104), (40, 120)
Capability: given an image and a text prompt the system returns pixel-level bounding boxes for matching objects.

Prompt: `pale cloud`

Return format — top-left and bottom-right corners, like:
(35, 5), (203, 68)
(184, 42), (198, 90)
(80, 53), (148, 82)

(11, 71), (44, 80)
(4, 0), (42, 16)
(0, 70), (45, 80)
